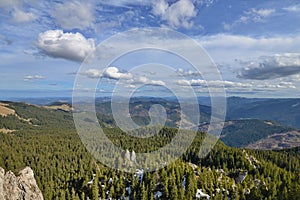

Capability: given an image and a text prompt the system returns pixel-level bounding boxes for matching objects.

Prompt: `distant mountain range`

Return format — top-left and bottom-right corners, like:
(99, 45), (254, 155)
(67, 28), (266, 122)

(1, 97), (300, 151)
(9, 96), (300, 128)
(226, 97), (300, 129)
(1, 99), (300, 199)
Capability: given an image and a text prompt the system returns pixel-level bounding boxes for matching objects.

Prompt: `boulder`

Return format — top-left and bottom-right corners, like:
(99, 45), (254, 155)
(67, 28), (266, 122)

(0, 167), (43, 200)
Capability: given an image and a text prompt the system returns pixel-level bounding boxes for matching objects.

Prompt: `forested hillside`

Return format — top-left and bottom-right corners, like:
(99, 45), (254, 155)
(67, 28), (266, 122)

(0, 101), (299, 199)
(218, 119), (300, 149)
(227, 97), (300, 129)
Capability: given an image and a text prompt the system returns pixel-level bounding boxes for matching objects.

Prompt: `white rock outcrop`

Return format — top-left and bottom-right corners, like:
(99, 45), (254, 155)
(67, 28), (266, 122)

(0, 166), (43, 200)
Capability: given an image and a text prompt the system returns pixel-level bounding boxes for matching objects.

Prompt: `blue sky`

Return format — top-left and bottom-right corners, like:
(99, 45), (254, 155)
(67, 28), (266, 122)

(1, 0), (300, 99)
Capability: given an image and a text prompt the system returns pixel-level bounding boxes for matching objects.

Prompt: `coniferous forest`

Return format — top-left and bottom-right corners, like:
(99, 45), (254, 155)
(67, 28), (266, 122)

(0, 101), (299, 199)
(2, 0), (300, 199)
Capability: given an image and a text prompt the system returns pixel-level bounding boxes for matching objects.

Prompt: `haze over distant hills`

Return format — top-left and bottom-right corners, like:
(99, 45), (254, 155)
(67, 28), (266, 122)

(8, 96), (300, 128)
(1, 96), (300, 150)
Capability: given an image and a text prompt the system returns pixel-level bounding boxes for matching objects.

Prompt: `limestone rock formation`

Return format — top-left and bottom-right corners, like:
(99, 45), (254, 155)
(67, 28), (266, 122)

(0, 166), (43, 200)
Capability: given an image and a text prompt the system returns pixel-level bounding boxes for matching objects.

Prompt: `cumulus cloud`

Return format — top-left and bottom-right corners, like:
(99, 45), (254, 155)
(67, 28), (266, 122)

(238, 53), (300, 80)
(152, 0), (197, 29)
(152, 0), (169, 16)
(84, 67), (132, 80)
(149, 80), (166, 86)
(216, 80), (252, 88)
(129, 76), (166, 86)
(176, 68), (202, 77)
(176, 79), (206, 86)
(176, 79), (252, 88)
(103, 67), (133, 80)
(84, 69), (102, 78)
(24, 75), (45, 81)
(128, 76), (148, 84)
(83, 68), (165, 87)
(257, 81), (296, 89)
(37, 30), (95, 62)
(51, 1), (94, 30)
(11, 9), (37, 23)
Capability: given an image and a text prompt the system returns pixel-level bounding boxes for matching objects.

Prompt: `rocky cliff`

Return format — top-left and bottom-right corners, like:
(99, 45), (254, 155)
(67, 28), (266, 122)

(0, 166), (43, 200)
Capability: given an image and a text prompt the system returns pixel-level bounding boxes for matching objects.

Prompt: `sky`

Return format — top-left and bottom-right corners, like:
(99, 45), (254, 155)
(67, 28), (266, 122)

(1, 0), (300, 99)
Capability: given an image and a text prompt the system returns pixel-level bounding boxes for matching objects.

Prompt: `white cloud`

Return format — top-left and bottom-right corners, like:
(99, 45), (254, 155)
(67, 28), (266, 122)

(128, 76), (166, 86)
(125, 84), (137, 88)
(103, 67), (133, 80)
(216, 80), (252, 88)
(176, 79), (206, 86)
(37, 30), (95, 62)
(152, 0), (169, 16)
(176, 68), (202, 77)
(176, 78), (297, 94)
(275, 81), (297, 89)
(51, 1), (94, 30)
(84, 67), (132, 80)
(176, 79), (252, 88)
(130, 76), (149, 84)
(224, 8), (275, 30)
(283, 5), (300, 12)
(11, 9), (37, 23)
(24, 75), (45, 81)
(84, 69), (101, 78)
(290, 74), (300, 82)
(152, 0), (197, 29)
(251, 8), (275, 18)
(257, 82), (296, 89)
(83, 67), (165, 87)
(238, 53), (300, 80)
(199, 34), (300, 63)
(149, 80), (166, 86)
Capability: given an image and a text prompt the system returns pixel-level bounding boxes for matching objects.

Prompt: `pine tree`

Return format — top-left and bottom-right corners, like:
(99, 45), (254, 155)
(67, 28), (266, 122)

(185, 170), (196, 200)
(92, 177), (99, 200)
(81, 192), (85, 200)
